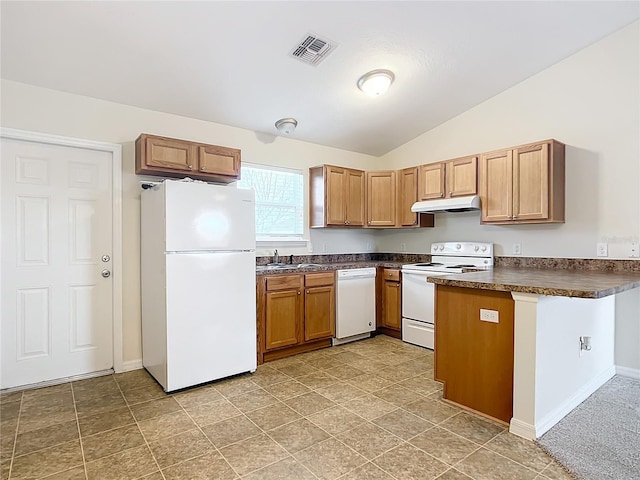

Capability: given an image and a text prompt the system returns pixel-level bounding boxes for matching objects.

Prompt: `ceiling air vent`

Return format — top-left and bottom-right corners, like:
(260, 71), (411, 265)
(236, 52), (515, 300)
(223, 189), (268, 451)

(289, 33), (335, 66)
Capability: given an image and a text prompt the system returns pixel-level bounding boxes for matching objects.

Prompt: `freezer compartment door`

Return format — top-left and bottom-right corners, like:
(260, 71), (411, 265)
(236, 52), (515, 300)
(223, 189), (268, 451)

(164, 180), (256, 252)
(165, 251), (256, 391)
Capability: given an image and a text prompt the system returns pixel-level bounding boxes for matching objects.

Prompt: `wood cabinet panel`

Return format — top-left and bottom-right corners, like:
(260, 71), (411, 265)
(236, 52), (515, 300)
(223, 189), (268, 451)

(446, 156), (477, 197)
(382, 279), (401, 330)
(418, 163), (445, 200)
(310, 165), (364, 227)
(434, 285), (514, 423)
(197, 145), (240, 177)
(305, 285), (335, 341)
(265, 289), (301, 350)
(259, 272), (335, 362)
(479, 139), (564, 225)
(135, 133), (240, 183)
(346, 169), (365, 226)
(479, 149), (513, 222)
(366, 171), (397, 227)
(398, 167), (419, 227)
(513, 143), (549, 221)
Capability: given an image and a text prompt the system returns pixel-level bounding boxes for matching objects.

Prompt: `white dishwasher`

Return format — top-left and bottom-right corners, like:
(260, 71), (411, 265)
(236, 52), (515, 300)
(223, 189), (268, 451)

(334, 268), (377, 345)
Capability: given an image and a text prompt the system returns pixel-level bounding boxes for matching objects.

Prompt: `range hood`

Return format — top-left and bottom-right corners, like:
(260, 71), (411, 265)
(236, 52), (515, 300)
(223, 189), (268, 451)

(411, 195), (481, 213)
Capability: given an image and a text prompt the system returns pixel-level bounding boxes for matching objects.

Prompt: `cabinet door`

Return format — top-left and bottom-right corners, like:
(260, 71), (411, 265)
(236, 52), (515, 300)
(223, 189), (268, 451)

(304, 285), (335, 341)
(144, 136), (195, 172)
(446, 156), (477, 197)
(513, 143), (549, 221)
(479, 149), (513, 223)
(197, 145), (240, 178)
(366, 171), (397, 227)
(418, 163), (445, 200)
(398, 167), (418, 227)
(382, 280), (401, 330)
(265, 289), (301, 350)
(326, 166), (347, 226)
(345, 168), (365, 226)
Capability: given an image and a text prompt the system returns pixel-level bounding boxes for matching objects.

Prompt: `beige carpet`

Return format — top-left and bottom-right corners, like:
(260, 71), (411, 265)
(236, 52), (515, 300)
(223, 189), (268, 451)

(537, 375), (640, 480)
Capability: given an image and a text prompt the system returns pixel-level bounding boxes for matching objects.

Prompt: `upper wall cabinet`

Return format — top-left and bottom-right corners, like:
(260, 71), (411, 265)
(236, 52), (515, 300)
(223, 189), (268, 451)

(479, 139), (565, 224)
(310, 165), (365, 227)
(135, 133), (241, 183)
(366, 170), (397, 227)
(418, 155), (477, 200)
(397, 167), (435, 229)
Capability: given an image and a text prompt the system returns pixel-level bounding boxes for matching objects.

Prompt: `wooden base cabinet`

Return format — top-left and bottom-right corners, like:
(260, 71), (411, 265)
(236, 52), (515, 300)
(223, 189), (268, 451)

(135, 133), (240, 183)
(258, 272), (335, 364)
(434, 285), (514, 424)
(376, 268), (402, 339)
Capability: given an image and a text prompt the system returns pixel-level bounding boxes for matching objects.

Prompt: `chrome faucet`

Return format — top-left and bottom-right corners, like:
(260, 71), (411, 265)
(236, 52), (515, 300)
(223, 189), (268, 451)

(273, 249), (279, 264)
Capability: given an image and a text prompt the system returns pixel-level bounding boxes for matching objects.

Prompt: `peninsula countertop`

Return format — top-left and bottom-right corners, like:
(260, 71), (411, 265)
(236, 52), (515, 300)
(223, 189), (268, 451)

(427, 267), (640, 299)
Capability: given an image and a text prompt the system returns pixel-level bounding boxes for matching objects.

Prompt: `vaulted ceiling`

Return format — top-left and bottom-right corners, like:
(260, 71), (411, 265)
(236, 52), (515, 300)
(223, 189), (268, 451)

(1, 1), (638, 155)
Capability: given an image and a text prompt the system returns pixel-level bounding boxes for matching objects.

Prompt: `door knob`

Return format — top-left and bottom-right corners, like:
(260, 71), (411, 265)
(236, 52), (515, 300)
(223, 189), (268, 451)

(101, 269), (111, 278)
(101, 255), (110, 262)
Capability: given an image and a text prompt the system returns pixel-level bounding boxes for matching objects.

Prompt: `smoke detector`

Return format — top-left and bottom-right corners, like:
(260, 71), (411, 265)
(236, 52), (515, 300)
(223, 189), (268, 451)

(289, 33), (335, 66)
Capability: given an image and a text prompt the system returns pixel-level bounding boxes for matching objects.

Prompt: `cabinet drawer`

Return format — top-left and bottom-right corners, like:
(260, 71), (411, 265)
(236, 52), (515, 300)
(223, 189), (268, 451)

(305, 272), (335, 287)
(266, 275), (301, 291)
(383, 269), (400, 281)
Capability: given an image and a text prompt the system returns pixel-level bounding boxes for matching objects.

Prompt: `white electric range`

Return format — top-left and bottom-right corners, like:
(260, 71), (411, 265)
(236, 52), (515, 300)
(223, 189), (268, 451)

(401, 242), (494, 349)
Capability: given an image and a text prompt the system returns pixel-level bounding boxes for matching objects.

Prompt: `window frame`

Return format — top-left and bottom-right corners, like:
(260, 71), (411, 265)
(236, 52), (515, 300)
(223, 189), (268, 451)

(236, 162), (308, 246)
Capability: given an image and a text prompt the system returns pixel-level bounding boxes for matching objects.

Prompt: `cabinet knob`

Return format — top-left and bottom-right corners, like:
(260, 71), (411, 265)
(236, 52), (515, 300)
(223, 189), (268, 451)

(306, 290), (309, 294)
(449, 192), (453, 196)
(297, 290), (301, 295)
(368, 221), (371, 225)
(200, 167), (205, 172)
(187, 164), (193, 170)
(440, 193), (444, 198)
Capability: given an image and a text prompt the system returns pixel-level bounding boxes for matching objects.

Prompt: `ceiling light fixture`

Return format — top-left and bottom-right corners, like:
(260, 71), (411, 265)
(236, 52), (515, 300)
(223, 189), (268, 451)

(357, 69), (395, 96)
(275, 118), (298, 135)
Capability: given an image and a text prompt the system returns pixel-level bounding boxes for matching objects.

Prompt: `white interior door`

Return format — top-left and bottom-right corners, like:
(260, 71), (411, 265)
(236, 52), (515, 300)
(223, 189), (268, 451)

(1, 137), (114, 389)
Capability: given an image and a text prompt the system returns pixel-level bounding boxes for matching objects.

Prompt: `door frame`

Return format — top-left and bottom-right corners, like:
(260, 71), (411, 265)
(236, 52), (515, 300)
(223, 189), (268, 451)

(0, 127), (124, 373)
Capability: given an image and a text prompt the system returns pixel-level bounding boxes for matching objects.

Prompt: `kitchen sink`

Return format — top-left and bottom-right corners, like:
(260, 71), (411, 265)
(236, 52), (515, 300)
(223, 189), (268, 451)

(256, 263), (324, 271)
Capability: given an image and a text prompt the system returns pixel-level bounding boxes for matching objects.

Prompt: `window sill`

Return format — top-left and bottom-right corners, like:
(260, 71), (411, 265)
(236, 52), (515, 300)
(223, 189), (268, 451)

(257, 237), (309, 248)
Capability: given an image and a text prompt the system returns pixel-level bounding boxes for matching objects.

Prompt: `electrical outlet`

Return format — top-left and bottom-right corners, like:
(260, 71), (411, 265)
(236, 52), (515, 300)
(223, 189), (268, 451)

(400, 243), (406, 252)
(630, 243), (639, 258)
(597, 243), (608, 257)
(480, 309), (499, 323)
(513, 243), (522, 255)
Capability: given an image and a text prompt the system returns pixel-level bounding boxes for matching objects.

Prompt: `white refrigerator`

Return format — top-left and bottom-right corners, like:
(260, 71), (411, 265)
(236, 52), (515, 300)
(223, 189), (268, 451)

(141, 180), (256, 392)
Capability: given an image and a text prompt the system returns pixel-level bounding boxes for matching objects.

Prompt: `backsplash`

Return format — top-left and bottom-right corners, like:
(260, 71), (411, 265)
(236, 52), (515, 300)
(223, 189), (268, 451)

(495, 256), (640, 272)
(257, 253), (640, 272)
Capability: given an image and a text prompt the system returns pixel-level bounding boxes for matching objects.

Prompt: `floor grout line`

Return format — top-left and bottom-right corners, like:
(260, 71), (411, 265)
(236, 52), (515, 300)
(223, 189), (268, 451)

(70, 381), (89, 480)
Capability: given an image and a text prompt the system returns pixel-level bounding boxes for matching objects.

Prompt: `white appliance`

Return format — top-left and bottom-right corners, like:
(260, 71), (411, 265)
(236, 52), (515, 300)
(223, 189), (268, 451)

(334, 268), (377, 345)
(401, 242), (494, 349)
(140, 180), (257, 392)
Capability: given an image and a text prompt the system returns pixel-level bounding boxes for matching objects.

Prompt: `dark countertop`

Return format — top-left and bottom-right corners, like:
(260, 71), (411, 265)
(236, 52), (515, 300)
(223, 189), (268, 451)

(256, 261), (405, 276)
(427, 267), (640, 299)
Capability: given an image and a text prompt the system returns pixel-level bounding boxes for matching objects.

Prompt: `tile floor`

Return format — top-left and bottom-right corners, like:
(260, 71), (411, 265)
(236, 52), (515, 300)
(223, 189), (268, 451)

(0, 335), (573, 480)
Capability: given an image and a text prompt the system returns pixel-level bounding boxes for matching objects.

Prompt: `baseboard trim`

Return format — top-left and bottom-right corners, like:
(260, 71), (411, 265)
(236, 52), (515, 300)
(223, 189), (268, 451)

(118, 359), (143, 373)
(509, 418), (536, 440)
(535, 365), (615, 438)
(616, 365), (640, 379)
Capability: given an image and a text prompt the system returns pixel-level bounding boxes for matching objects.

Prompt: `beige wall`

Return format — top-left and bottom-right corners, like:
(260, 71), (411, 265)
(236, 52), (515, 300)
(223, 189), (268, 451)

(377, 21), (640, 371)
(0, 81), (377, 362)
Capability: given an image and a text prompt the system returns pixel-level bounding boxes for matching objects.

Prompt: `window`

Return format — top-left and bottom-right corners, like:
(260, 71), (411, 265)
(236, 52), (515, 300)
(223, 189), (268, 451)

(237, 163), (305, 242)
